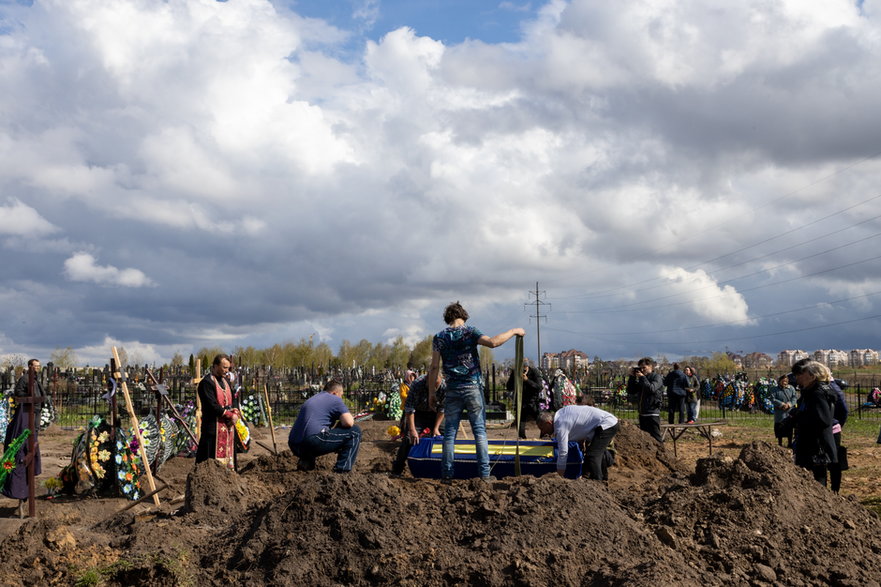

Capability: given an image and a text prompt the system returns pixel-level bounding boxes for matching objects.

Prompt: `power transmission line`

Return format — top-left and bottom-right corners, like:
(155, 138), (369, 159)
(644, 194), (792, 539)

(524, 282), (550, 365)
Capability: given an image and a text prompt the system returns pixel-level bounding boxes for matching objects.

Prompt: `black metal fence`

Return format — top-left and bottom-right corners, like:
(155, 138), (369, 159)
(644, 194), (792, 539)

(4, 364), (881, 429)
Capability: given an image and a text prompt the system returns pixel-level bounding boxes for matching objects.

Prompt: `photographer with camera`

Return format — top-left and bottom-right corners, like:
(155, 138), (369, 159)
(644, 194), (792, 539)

(626, 357), (664, 442)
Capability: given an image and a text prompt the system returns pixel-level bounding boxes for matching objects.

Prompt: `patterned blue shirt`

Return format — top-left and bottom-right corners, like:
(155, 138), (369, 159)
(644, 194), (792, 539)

(404, 375), (445, 414)
(432, 325), (484, 391)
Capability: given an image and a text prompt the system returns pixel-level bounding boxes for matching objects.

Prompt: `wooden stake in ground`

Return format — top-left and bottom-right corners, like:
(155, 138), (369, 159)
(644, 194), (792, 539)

(193, 358), (202, 442)
(145, 369), (199, 448)
(112, 346), (160, 507)
(513, 335), (524, 477)
(263, 383), (277, 454)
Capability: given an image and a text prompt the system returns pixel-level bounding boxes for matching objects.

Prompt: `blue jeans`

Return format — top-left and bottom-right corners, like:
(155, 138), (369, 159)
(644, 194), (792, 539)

(290, 425), (362, 472)
(442, 386), (489, 479)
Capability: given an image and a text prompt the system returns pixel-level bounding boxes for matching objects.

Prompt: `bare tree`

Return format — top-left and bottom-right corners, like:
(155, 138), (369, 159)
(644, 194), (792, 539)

(49, 346), (79, 371)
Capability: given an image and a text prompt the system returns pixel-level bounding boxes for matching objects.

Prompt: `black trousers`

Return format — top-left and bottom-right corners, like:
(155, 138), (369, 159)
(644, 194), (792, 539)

(829, 431), (842, 492)
(667, 395), (687, 424)
(517, 405), (538, 439)
(391, 412), (437, 475)
(639, 414), (663, 442)
(584, 423), (619, 480)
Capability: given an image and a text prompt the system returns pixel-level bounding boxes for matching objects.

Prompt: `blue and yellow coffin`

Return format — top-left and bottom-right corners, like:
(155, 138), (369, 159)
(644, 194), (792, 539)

(407, 438), (583, 480)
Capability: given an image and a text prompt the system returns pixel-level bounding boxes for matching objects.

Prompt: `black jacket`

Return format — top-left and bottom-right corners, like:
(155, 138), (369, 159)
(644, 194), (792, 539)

(627, 371), (664, 416)
(507, 366), (544, 413)
(794, 381), (837, 468)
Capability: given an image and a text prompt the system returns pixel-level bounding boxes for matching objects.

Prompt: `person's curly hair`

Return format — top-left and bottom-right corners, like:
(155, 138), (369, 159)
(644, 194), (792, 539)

(443, 302), (469, 325)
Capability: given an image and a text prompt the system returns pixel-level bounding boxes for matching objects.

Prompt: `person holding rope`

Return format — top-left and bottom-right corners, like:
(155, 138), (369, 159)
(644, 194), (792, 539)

(2, 359), (44, 505)
(428, 301), (524, 482)
(195, 354), (240, 469)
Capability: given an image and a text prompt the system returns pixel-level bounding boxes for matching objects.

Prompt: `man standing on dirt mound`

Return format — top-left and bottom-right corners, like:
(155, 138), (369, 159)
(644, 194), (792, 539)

(626, 357), (664, 442)
(428, 301), (524, 482)
(536, 405), (619, 481)
(288, 379), (361, 473)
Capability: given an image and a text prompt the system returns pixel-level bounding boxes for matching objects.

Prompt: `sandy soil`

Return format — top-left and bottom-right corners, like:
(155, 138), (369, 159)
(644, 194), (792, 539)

(1, 419), (881, 586)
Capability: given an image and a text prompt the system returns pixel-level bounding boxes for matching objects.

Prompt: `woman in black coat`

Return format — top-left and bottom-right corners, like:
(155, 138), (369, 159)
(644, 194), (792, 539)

(791, 359), (838, 486)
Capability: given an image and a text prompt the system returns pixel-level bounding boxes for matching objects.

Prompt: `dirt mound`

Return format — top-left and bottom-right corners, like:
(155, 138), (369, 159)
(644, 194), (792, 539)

(652, 442), (881, 586)
(220, 471), (704, 585)
(2, 421), (881, 586)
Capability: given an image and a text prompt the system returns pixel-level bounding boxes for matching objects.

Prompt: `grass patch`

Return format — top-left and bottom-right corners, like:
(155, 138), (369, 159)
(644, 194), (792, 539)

(861, 496), (881, 517)
(73, 550), (193, 587)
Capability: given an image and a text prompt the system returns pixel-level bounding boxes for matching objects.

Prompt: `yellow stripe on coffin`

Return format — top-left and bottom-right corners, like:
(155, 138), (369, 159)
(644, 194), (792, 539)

(430, 442), (555, 458)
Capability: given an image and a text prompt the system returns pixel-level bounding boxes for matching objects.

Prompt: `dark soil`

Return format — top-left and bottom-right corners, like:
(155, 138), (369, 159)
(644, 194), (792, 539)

(2, 420), (881, 586)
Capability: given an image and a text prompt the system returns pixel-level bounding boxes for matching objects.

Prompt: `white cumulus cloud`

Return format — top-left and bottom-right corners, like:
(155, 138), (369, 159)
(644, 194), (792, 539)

(0, 199), (58, 236)
(63, 252), (154, 288)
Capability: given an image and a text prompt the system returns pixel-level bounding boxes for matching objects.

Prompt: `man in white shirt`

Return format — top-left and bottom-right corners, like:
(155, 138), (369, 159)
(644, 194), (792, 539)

(536, 405), (619, 481)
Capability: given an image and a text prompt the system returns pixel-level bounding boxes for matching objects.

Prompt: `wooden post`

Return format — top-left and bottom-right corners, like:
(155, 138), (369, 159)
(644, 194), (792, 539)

(513, 335), (524, 477)
(145, 369), (198, 448)
(193, 358), (202, 442)
(25, 367), (37, 518)
(263, 383), (277, 454)
(113, 347), (160, 507)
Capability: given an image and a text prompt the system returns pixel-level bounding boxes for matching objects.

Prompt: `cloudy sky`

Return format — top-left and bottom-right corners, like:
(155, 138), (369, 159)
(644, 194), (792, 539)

(1, 0), (880, 367)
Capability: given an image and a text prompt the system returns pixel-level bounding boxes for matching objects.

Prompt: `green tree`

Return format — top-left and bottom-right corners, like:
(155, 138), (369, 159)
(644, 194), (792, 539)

(288, 338), (316, 368)
(705, 352), (737, 378)
(353, 339), (373, 367)
(314, 342), (333, 368)
(261, 344), (284, 369)
(337, 340), (356, 370)
(170, 352), (184, 368)
(387, 337), (410, 372)
(367, 341), (390, 371)
(233, 346), (259, 368)
(408, 335), (433, 371)
(479, 347), (495, 371)
(197, 346), (226, 370)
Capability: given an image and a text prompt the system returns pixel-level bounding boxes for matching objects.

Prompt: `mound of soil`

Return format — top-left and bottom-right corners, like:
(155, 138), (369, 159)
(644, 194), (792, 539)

(1, 420), (881, 586)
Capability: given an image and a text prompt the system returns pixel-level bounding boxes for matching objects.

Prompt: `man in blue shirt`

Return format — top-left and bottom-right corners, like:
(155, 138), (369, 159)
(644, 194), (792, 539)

(428, 301), (524, 481)
(537, 405), (619, 481)
(288, 379), (361, 473)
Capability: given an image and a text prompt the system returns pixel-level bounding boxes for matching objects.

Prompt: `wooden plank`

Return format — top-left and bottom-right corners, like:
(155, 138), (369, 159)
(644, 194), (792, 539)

(113, 346), (160, 507)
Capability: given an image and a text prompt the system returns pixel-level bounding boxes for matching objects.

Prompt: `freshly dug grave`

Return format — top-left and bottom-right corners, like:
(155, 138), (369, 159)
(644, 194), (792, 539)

(1, 420), (880, 586)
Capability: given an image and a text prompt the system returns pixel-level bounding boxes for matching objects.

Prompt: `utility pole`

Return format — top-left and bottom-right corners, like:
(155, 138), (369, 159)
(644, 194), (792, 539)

(525, 282), (550, 368)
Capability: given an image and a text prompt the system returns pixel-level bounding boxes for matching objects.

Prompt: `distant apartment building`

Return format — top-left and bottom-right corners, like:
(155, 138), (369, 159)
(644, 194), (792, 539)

(541, 352), (560, 371)
(812, 349), (849, 367)
(850, 349), (880, 367)
(541, 350), (589, 371)
(742, 352), (773, 369)
(777, 349), (810, 366)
